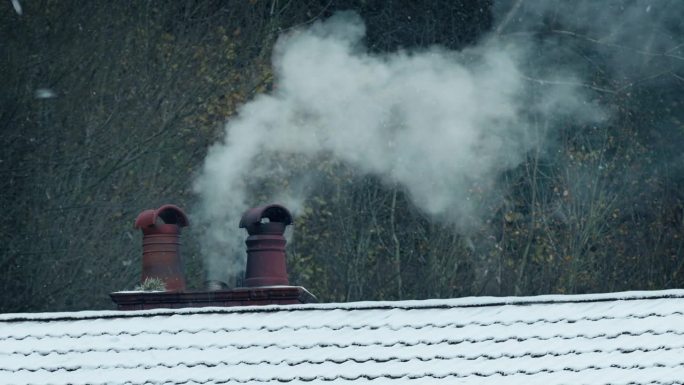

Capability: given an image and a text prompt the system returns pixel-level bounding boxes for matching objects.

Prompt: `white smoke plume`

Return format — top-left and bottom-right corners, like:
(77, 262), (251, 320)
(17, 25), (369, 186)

(194, 10), (603, 283)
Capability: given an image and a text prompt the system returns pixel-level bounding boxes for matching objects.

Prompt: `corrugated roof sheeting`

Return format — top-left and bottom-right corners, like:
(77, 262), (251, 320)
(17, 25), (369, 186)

(1, 290), (684, 384)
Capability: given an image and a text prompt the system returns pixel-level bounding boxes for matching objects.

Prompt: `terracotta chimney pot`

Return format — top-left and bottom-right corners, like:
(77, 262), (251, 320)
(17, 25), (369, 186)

(239, 204), (293, 287)
(134, 204), (189, 291)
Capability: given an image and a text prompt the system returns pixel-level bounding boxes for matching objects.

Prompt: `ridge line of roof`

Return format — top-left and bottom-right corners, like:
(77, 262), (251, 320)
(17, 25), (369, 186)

(2, 289), (683, 322)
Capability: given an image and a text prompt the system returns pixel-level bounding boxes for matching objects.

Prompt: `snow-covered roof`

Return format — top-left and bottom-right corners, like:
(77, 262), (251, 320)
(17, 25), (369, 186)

(1, 290), (684, 384)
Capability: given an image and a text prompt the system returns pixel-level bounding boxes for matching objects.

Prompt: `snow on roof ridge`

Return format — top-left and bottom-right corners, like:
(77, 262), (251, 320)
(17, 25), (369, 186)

(2, 289), (683, 322)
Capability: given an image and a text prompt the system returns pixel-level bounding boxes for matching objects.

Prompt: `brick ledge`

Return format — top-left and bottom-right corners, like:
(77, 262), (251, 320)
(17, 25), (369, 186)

(110, 286), (317, 310)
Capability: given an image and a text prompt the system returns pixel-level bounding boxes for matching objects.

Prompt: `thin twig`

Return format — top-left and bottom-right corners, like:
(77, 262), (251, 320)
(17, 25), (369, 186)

(665, 42), (684, 55)
(552, 30), (684, 61)
(495, 0), (524, 35)
(614, 69), (673, 93)
(279, 0), (333, 33)
(520, 75), (617, 94)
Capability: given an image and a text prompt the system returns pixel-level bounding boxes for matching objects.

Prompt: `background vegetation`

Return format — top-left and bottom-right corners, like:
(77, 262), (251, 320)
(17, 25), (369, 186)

(1, 0), (683, 312)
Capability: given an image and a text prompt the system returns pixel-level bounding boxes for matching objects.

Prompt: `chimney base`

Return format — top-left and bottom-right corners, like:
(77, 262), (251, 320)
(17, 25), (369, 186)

(110, 286), (316, 311)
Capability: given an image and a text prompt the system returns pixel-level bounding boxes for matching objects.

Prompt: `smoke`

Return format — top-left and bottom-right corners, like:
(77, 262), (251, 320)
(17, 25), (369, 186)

(493, 0), (684, 200)
(194, 2), (681, 283)
(494, 0), (682, 80)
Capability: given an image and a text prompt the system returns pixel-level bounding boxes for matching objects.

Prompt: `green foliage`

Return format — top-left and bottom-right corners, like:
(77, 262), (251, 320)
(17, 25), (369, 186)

(134, 277), (166, 292)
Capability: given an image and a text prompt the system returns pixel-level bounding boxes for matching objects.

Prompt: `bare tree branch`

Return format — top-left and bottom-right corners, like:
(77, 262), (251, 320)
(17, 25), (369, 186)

(552, 29), (684, 62)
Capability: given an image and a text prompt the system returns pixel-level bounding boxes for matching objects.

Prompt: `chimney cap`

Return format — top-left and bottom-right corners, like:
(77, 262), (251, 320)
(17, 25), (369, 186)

(239, 204), (292, 235)
(134, 204), (190, 229)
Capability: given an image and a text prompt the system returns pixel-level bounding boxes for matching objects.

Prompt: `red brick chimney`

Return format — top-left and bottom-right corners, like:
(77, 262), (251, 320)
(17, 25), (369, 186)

(110, 203), (315, 310)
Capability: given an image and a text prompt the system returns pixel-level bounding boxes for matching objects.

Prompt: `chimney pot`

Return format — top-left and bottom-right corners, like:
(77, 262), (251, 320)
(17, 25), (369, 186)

(111, 203), (317, 310)
(239, 204), (293, 287)
(134, 204), (189, 291)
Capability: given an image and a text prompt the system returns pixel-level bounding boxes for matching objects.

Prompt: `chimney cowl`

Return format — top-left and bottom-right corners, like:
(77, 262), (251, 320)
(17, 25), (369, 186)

(240, 204), (293, 287)
(135, 204), (189, 232)
(239, 204), (292, 235)
(134, 204), (189, 291)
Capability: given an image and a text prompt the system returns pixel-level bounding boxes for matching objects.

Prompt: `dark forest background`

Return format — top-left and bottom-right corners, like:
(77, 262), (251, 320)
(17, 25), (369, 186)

(1, 0), (683, 312)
